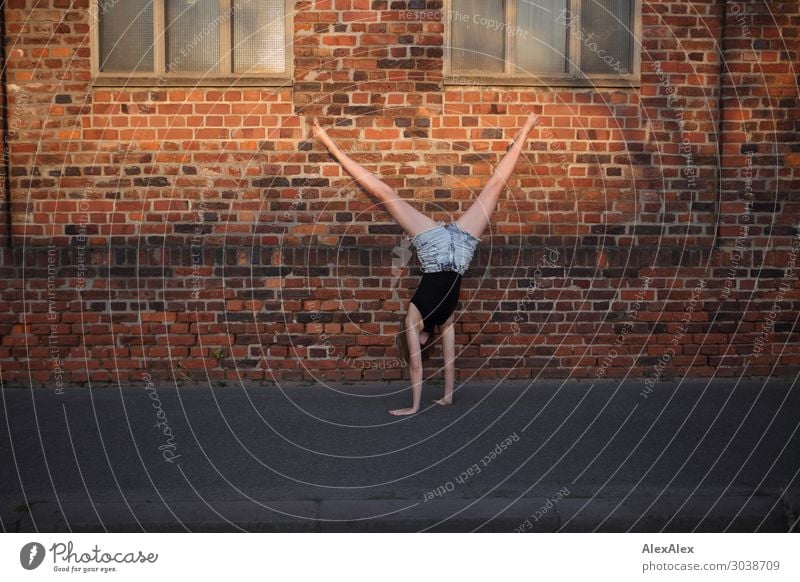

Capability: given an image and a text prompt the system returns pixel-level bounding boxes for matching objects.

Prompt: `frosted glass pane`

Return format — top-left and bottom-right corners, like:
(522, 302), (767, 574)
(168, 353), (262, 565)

(450, 0), (505, 73)
(515, 0), (568, 74)
(580, 0), (633, 75)
(165, 0), (221, 73)
(98, 0), (154, 72)
(232, 0), (286, 74)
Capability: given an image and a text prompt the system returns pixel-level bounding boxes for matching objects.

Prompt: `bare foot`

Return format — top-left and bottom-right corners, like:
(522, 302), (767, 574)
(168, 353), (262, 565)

(524, 111), (540, 130)
(311, 119), (335, 149)
(507, 113), (539, 150)
(433, 398), (452, 406)
(389, 407), (419, 416)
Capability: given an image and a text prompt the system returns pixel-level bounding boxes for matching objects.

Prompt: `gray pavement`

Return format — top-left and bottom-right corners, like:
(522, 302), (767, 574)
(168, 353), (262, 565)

(1, 377), (798, 532)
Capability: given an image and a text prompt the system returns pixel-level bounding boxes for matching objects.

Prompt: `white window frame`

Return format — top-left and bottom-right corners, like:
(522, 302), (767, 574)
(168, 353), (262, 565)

(90, 0), (294, 87)
(443, 0), (641, 87)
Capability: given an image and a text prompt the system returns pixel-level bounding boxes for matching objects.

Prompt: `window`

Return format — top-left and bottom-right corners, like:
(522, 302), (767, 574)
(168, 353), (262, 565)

(445, 0), (640, 86)
(91, 0), (293, 86)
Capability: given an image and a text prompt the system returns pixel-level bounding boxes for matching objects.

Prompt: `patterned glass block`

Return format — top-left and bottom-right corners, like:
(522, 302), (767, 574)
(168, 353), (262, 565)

(515, 0), (569, 75)
(165, 0), (221, 73)
(450, 0), (506, 73)
(98, 0), (154, 72)
(232, 0), (286, 74)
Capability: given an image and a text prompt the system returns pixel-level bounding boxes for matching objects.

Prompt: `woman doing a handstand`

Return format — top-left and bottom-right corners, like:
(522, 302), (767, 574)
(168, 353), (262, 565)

(312, 112), (540, 415)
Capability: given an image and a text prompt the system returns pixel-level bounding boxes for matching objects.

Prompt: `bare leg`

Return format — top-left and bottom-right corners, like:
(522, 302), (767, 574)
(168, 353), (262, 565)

(456, 113), (539, 239)
(312, 120), (436, 237)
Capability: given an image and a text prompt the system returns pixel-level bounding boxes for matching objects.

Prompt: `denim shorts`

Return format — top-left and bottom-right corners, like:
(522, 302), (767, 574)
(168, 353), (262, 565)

(408, 221), (481, 275)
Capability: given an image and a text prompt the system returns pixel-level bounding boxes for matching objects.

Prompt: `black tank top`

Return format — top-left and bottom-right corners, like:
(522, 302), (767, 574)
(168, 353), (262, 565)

(409, 270), (463, 335)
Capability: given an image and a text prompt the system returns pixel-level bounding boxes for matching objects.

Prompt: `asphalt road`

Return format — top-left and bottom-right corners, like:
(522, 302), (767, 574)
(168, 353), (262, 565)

(1, 377), (798, 532)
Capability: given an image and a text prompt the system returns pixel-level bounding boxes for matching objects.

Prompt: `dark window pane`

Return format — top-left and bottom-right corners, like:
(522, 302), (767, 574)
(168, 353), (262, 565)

(579, 0), (633, 75)
(98, 0), (154, 72)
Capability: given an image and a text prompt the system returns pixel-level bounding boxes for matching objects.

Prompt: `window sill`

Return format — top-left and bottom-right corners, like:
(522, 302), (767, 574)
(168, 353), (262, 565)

(443, 76), (640, 89)
(90, 76), (294, 88)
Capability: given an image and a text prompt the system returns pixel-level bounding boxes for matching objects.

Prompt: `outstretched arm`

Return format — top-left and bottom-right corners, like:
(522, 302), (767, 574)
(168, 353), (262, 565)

(434, 322), (456, 406)
(390, 322), (425, 416)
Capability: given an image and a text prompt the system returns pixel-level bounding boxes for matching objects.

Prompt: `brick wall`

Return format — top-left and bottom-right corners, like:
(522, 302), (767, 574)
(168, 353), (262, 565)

(0, 0), (798, 387)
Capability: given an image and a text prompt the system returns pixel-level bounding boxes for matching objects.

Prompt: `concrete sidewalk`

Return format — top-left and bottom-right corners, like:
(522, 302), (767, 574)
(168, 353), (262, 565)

(1, 377), (798, 532)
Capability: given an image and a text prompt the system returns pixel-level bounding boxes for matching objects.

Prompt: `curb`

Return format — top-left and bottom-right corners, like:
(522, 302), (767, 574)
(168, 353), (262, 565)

(3, 494), (791, 533)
